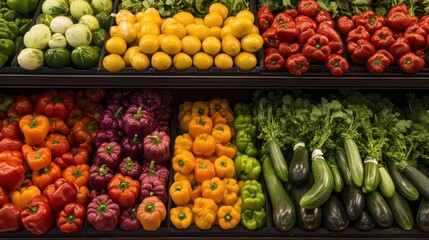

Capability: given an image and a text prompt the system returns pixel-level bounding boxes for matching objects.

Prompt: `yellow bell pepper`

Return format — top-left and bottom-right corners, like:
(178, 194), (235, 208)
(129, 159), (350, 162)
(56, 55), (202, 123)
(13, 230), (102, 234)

(217, 205), (241, 230)
(211, 124), (232, 144)
(191, 184), (202, 202)
(233, 197), (242, 212)
(174, 134), (193, 156)
(214, 156), (235, 179)
(192, 197), (217, 230)
(174, 171), (197, 186)
(170, 180), (192, 206)
(170, 206), (193, 229)
(172, 150), (195, 175)
(191, 101), (209, 118)
(201, 177), (226, 204)
(209, 98), (231, 116)
(178, 102), (193, 133)
(10, 185), (41, 210)
(223, 178), (240, 205)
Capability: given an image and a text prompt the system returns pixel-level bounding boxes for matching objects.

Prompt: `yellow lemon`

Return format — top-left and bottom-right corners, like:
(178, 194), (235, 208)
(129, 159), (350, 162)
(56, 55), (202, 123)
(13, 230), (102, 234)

(202, 36), (221, 55)
(209, 3), (229, 20)
(139, 34), (160, 54)
(210, 26), (222, 39)
(123, 46), (141, 66)
(139, 12), (162, 27)
(161, 18), (176, 33)
(194, 18), (204, 25)
(117, 21), (138, 44)
(103, 54), (126, 73)
(145, 7), (160, 15)
(115, 9), (135, 25)
(204, 12), (223, 28)
(188, 24), (210, 42)
(105, 36), (127, 55)
(129, 52), (150, 71)
(193, 52), (213, 70)
(173, 52), (193, 70)
(240, 33), (263, 53)
(214, 53), (233, 70)
(138, 22), (160, 37)
(236, 10), (255, 23)
(181, 35), (201, 55)
(224, 16), (235, 26)
(220, 24), (232, 39)
(163, 21), (187, 39)
(234, 52), (257, 71)
(251, 25), (259, 34)
(158, 34), (166, 42)
(151, 52), (172, 71)
(160, 35), (182, 55)
(173, 12), (195, 26)
(222, 34), (241, 57)
(109, 25), (119, 37)
(230, 17), (253, 38)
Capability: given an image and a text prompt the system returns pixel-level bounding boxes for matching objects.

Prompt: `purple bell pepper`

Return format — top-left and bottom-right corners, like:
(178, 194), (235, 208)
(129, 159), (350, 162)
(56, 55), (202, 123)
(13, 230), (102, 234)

(96, 141), (122, 170)
(139, 161), (168, 203)
(99, 104), (125, 131)
(140, 160), (169, 186)
(90, 189), (108, 200)
(154, 105), (172, 121)
(119, 206), (141, 231)
(106, 90), (132, 107)
(87, 194), (120, 232)
(94, 129), (123, 149)
(153, 120), (170, 133)
(119, 157), (142, 180)
(130, 90), (161, 111)
(121, 134), (143, 160)
(90, 164), (114, 190)
(123, 105), (155, 138)
(143, 130), (170, 165)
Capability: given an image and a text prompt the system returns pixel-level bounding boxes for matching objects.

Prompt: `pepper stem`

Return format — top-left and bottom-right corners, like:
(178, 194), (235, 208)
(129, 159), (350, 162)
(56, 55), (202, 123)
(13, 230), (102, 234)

(149, 135), (161, 145)
(134, 107), (142, 119)
(179, 212), (186, 220)
(224, 213), (232, 222)
(132, 134), (139, 144)
(145, 203), (155, 213)
(130, 208), (137, 218)
(119, 181), (130, 191)
(105, 146), (113, 154)
(210, 182), (218, 190)
(28, 118), (39, 129)
(114, 107), (123, 119)
(66, 214), (76, 223)
(98, 164), (108, 176)
(73, 169), (83, 178)
(26, 205), (38, 215)
(97, 202), (109, 214)
(125, 157), (135, 170)
(149, 161), (155, 175)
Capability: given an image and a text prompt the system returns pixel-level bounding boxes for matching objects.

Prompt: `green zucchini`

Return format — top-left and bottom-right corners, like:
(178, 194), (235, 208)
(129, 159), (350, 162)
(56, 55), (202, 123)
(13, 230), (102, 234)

(330, 162), (344, 193)
(388, 163), (419, 201)
(300, 150), (334, 209)
(289, 143), (309, 186)
(290, 185), (322, 231)
(341, 185), (365, 221)
(322, 194), (349, 232)
(362, 158), (380, 193)
(344, 138), (364, 187)
(366, 189), (394, 228)
(268, 140), (289, 182)
(378, 165), (395, 198)
(417, 198), (429, 232)
(262, 156), (296, 231)
(352, 209), (376, 231)
(397, 161), (429, 200)
(335, 148), (353, 186)
(385, 192), (414, 230)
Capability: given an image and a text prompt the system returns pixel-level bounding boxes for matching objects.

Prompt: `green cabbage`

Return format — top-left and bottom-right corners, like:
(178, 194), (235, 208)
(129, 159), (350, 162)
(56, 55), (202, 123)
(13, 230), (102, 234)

(23, 24), (52, 50)
(91, 0), (113, 14)
(42, 0), (70, 16)
(45, 48), (71, 68)
(70, 0), (94, 20)
(17, 48), (44, 70)
(36, 13), (54, 25)
(49, 33), (68, 48)
(79, 15), (100, 31)
(71, 45), (100, 69)
(95, 12), (112, 30)
(91, 28), (107, 48)
(50, 16), (74, 34)
(65, 23), (92, 48)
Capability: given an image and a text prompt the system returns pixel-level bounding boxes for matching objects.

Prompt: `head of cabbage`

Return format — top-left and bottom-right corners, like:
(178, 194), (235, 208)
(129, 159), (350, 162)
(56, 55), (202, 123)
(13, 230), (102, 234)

(70, 0), (94, 20)
(17, 48), (44, 70)
(23, 24), (52, 50)
(91, 0), (113, 14)
(42, 0), (70, 16)
(65, 23), (92, 48)
(79, 15), (100, 32)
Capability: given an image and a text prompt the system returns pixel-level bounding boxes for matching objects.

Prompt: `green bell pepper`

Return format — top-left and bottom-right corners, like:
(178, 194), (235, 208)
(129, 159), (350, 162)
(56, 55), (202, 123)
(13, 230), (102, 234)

(241, 180), (265, 211)
(6, 0), (38, 15)
(234, 102), (252, 116)
(234, 115), (256, 135)
(18, 18), (30, 35)
(3, 9), (20, 21)
(234, 154), (261, 180)
(235, 129), (258, 157)
(0, 95), (14, 112)
(241, 209), (266, 230)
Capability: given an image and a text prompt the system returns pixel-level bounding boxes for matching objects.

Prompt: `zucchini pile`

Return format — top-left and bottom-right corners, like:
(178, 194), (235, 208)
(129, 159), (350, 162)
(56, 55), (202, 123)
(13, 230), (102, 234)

(254, 90), (429, 232)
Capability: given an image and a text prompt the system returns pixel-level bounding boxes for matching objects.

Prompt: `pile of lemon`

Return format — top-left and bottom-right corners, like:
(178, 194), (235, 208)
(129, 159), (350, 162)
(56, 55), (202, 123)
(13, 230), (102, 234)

(102, 3), (263, 73)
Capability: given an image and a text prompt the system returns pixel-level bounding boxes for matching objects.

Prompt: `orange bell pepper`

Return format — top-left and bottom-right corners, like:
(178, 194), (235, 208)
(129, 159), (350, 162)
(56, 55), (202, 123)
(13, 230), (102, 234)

(178, 102), (193, 133)
(45, 133), (70, 157)
(233, 197), (242, 212)
(72, 116), (98, 144)
(201, 177), (226, 204)
(191, 184), (202, 202)
(188, 115), (213, 139)
(170, 206), (193, 229)
(217, 205), (241, 230)
(192, 197), (217, 230)
(209, 98), (231, 116)
(19, 114), (50, 146)
(194, 158), (216, 184)
(31, 162), (62, 190)
(190, 101), (209, 117)
(62, 164), (90, 187)
(26, 146), (52, 171)
(173, 134), (193, 156)
(192, 134), (216, 157)
(10, 184), (41, 210)
(223, 178), (240, 205)
(195, 154), (217, 163)
(66, 107), (83, 128)
(211, 111), (228, 125)
(211, 124), (232, 144)
(215, 142), (238, 159)
(137, 196), (166, 231)
(48, 118), (70, 136)
(169, 180), (192, 206)
(76, 185), (90, 207)
(172, 150), (195, 175)
(0, 150), (23, 165)
(174, 171), (197, 186)
(214, 156), (235, 179)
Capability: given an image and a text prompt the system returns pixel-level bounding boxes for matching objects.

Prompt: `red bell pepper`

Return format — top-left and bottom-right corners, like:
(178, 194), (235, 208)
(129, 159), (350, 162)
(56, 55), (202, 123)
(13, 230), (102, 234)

(0, 203), (22, 232)
(295, 15), (317, 27)
(297, 0), (319, 17)
(286, 53), (310, 76)
(371, 27), (395, 49)
(66, 108), (83, 128)
(272, 12), (293, 28)
(366, 51), (392, 75)
(337, 16), (355, 36)
(49, 118), (70, 136)
(314, 9), (333, 26)
(388, 37), (411, 58)
(56, 202), (86, 233)
(354, 10), (385, 34)
(43, 177), (77, 212)
(262, 27), (279, 48)
(404, 23), (427, 50)
(298, 28), (315, 45)
(0, 138), (24, 152)
(415, 47), (429, 63)
(14, 96), (34, 116)
(1, 116), (23, 140)
(348, 39), (376, 65)
(85, 88), (106, 104)
(377, 49), (395, 63)
(325, 54), (349, 77)
(276, 21), (299, 43)
(316, 25), (343, 55)
(398, 52), (425, 74)
(264, 49), (285, 71)
(107, 173), (140, 208)
(302, 34), (331, 61)
(285, 9), (298, 18)
(45, 133), (70, 157)
(21, 196), (53, 235)
(35, 90), (75, 120)
(418, 17), (429, 35)
(388, 4), (408, 17)
(0, 186), (9, 207)
(278, 42), (300, 59)
(296, 18), (317, 33)
(257, 6), (274, 32)
(0, 160), (24, 190)
(387, 11), (410, 31)
(346, 26), (371, 43)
